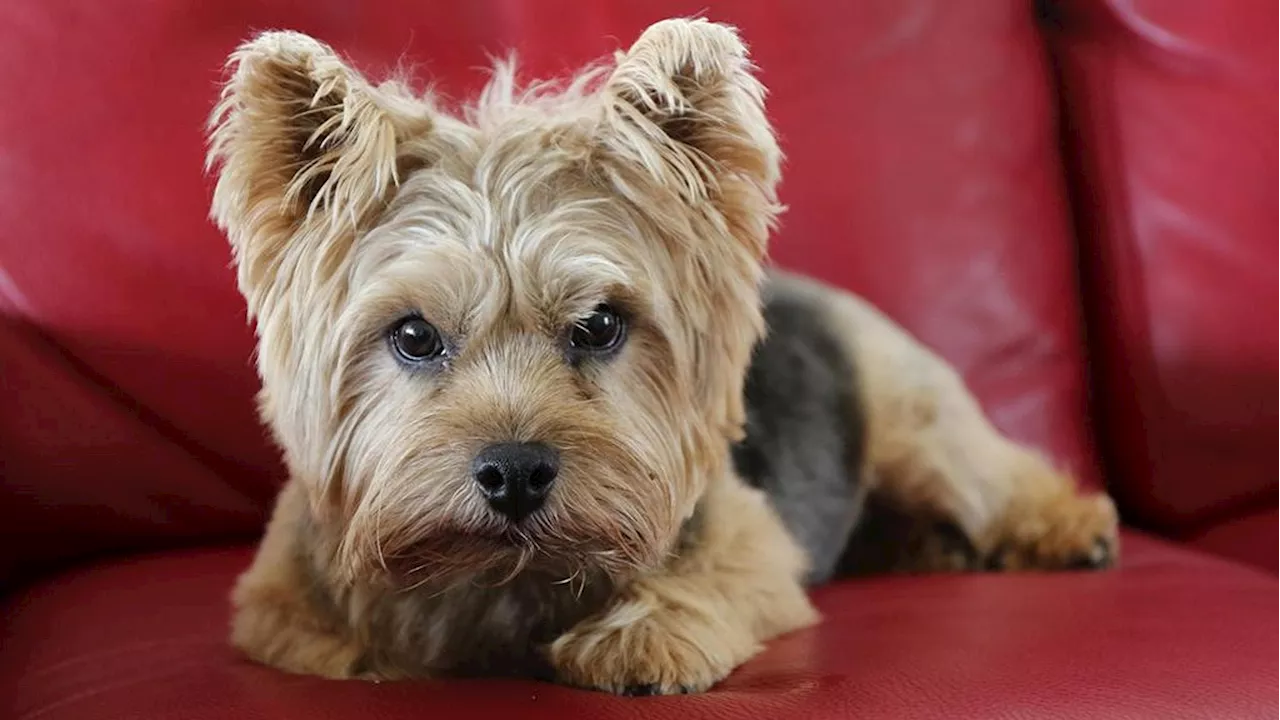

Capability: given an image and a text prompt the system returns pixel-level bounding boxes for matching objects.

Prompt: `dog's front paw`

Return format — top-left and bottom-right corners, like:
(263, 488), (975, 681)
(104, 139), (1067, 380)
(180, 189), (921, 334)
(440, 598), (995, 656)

(986, 492), (1120, 571)
(548, 603), (748, 696)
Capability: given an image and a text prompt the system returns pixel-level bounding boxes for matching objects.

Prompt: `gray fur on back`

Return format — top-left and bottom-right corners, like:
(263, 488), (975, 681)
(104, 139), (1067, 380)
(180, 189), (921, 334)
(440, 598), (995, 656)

(731, 274), (868, 585)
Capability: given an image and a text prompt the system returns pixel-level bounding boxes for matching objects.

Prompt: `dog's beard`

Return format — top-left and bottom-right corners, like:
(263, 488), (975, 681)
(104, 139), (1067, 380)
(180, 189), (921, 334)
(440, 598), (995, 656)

(333, 434), (679, 593)
(384, 529), (537, 592)
(357, 505), (663, 595)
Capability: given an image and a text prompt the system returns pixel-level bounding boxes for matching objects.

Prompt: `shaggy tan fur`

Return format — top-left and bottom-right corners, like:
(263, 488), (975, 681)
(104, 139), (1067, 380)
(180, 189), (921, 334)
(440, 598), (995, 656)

(207, 18), (1118, 695)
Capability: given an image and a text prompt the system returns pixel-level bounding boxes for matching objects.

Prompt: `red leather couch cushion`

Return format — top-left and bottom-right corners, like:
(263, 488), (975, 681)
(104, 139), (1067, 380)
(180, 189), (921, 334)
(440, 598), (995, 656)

(0, 318), (271, 586)
(0, 0), (1101, 583)
(1186, 507), (1279, 574)
(1043, 0), (1278, 567)
(2, 533), (1275, 720)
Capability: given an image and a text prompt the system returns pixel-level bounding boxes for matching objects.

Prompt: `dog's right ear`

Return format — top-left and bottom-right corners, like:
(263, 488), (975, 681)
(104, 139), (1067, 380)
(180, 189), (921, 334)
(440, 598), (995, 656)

(206, 31), (433, 314)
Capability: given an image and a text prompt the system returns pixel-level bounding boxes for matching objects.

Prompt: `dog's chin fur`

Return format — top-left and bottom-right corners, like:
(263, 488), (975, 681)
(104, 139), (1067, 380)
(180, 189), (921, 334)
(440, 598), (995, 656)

(208, 18), (1120, 694)
(371, 520), (650, 591)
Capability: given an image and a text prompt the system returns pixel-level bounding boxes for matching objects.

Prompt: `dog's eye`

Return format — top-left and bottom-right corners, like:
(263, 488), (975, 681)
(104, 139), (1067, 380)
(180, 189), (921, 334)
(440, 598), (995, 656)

(390, 317), (445, 363)
(569, 304), (626, 354)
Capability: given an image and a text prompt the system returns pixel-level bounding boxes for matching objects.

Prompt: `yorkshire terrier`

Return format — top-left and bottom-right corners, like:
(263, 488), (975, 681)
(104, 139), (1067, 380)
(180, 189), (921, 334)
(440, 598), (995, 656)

(206, 18), (1119, 695)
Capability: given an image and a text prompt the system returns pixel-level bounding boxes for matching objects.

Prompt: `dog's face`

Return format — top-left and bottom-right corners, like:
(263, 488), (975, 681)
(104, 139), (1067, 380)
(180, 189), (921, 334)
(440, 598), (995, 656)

(208, 20), (780, 586)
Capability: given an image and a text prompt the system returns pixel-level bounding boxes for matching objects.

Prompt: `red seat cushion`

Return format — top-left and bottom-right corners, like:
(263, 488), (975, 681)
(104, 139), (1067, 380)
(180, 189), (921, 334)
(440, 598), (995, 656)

(2, 533), (1274, 720)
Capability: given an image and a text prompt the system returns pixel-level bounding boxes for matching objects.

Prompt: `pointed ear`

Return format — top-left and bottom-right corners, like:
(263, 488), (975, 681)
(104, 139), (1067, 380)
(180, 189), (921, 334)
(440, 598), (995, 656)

(601, 19), (781, 250)
(206, 31), (433, 307)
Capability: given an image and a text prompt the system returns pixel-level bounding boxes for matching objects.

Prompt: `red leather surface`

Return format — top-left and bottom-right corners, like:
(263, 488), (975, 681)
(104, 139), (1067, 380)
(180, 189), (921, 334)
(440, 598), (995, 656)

(0, 0), (1100, 583)
(2, 533), (1275, 720)
(0, 318), (269, 585)
(1185, 507), (1279, 574)
(1044, 1), (1278, 537)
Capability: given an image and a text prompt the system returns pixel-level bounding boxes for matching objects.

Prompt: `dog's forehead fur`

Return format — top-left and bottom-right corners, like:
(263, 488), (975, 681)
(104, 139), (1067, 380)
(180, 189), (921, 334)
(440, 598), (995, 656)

(354, 129), (665, 338)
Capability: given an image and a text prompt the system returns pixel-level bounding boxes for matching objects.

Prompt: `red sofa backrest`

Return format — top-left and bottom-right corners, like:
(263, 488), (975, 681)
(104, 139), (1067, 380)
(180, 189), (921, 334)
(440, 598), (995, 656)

(1044, 0), (1277, 564)
(4, 0), (1268, 583)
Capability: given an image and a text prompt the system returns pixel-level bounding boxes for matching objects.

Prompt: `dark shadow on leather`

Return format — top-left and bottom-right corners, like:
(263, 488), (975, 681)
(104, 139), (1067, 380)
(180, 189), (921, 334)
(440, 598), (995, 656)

(1, 315), (279, 590)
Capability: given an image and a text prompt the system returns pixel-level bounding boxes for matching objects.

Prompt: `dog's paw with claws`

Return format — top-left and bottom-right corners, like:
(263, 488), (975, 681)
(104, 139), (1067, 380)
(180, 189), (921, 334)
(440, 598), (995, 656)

(548, 604), (748, 696)
(985, 493), (1120, 572)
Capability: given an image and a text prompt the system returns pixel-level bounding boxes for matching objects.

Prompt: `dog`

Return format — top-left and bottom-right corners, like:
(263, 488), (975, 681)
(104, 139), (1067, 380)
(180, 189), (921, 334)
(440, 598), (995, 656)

(205, 18), (1120, 695)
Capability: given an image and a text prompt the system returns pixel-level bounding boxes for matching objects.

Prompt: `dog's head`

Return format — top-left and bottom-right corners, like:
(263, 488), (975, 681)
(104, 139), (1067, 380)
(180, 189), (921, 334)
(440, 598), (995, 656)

(207, 19), (781, 587)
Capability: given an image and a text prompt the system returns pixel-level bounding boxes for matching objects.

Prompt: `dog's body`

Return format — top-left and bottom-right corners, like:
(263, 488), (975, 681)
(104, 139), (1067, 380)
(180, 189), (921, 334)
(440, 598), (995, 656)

(208, 20), (1119, 695)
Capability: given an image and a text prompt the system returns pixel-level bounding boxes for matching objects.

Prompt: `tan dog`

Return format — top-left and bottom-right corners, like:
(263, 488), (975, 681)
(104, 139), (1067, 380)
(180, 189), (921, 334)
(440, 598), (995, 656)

(206, 18), (1119, 695)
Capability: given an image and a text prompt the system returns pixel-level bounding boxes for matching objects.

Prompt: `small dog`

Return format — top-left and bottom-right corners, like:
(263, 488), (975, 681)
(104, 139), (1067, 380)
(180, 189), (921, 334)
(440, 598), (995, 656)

(206, 18), (1119, 695)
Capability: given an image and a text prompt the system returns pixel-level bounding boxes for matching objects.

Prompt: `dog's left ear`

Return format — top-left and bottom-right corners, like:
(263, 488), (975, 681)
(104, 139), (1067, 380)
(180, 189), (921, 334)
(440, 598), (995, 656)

(601, 18), (781, 255)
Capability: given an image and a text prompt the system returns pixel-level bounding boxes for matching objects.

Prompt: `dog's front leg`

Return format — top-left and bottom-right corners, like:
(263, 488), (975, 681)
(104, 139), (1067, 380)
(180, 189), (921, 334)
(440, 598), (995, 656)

(547, 477), (818, 695)
(230, 479), (376, 680)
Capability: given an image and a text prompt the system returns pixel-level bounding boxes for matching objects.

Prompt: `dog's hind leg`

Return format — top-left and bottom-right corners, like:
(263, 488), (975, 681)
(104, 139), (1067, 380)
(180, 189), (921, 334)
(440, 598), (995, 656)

(773, 271), (1119, 574)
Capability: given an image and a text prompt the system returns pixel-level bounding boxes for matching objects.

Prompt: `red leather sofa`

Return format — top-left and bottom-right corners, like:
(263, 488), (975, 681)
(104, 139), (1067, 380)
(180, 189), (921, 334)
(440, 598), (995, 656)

(2, 2), (1275, 718)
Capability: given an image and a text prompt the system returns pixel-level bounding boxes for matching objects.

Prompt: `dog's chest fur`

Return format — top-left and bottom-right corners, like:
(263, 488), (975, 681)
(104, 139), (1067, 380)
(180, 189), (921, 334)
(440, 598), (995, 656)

(338, 570), (614, 679)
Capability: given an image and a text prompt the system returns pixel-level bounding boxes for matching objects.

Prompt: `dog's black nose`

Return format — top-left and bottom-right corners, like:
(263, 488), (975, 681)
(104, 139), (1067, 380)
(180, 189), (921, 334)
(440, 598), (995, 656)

(471, 442), (559, 522)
